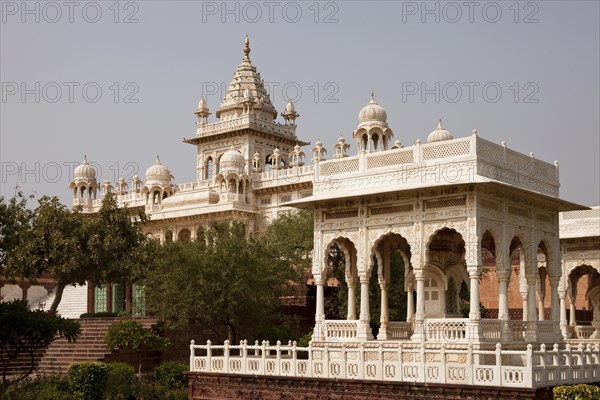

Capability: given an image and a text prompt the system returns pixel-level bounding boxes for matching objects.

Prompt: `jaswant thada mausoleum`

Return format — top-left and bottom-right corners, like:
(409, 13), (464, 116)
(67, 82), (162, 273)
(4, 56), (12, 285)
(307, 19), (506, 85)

(6, 36), (597, 398)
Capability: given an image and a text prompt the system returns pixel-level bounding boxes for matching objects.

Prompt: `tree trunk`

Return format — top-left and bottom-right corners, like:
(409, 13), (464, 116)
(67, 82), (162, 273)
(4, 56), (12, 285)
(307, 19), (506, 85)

(227, 324), (236, 344)
(49, 282), (66, 313)
(138, 353), (142, 381)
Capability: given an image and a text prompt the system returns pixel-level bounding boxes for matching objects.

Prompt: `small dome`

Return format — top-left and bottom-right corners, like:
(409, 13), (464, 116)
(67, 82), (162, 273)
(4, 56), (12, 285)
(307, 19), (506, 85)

(74, 156), (96, 181)
(284, 101), (295, 113)
(219, 147), (245, 174)
(145, 156), (173, 185)
(195, 98), (209, 112)
(427, 119), (454, 143)
(358, 92), (387, 123)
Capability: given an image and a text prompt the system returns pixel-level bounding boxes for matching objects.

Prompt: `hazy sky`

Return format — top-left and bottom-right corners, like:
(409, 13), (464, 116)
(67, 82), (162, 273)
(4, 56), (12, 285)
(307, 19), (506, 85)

(1, 1), (599, 207)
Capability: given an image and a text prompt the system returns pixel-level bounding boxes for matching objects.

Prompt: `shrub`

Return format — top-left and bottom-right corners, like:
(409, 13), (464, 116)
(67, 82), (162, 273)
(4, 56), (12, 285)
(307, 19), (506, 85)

(297, 331), (313, 347)
(553, 384), (600, 399)
(154, 361), (188, 389)
(105, 320), (170, 379)
(134, 381), (187, 400)
(1, 375), (77, 400)
(105, 362), (135, 400)
(68, 362), (109, 400)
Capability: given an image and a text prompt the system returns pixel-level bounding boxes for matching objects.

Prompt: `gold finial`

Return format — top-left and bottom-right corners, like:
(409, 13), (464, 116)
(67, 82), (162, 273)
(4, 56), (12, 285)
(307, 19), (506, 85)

(437, 119), (443, 130)
(243, 35), (251, 61)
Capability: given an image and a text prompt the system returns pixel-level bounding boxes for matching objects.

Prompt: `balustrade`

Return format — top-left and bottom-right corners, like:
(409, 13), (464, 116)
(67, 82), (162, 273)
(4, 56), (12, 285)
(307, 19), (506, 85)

(189, 340), (600, 389)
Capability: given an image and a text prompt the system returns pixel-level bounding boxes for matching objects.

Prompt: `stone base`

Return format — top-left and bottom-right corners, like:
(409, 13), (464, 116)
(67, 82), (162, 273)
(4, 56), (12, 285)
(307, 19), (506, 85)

(185, 372), (554, 400)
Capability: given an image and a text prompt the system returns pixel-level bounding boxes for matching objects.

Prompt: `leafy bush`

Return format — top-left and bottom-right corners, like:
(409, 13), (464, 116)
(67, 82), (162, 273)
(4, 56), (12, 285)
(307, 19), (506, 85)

(68, 362), (109, 400)
(105, 362), (135, 399)
(154, 361), (188, 389)
(553, 384), (600, 399)
(105, 320), (170, 379)
(297, 331), (313, 347)
(1, 375), (77, 400)
(133, 381), (188, 400)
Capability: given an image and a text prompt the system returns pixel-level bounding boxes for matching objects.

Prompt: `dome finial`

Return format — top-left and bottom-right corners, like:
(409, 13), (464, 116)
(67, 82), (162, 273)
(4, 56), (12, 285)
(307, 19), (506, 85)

(156, 155), (161, 164)
(243, 34), (251, 62)
(83, 155), (88, 164)
(437, 118), (443, 130)
(370, 91), (376, 103)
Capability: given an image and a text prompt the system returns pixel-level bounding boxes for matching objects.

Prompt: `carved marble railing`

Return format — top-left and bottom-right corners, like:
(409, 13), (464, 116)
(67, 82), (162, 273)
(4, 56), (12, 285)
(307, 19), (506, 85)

(386, 322), (413, 340)
(480, 319), (503, 341)
(536, 321), (557, 342)
(323, 320), (359, 340)
(195, 115), (297, 139)
(509, 321), (528, 341)
(313, 134), (559, 198)
(252, 165), (314, 189)
(573, 325), (596, 339)
(425, 318), (467, 341)
(190, 340), (600, 388)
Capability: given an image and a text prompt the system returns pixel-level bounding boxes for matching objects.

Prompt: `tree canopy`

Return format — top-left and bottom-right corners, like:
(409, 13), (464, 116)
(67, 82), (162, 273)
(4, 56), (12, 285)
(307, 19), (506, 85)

(1, 193), (154, 313)
(143, 217), (307, 342)
(0, 299), (81, 383)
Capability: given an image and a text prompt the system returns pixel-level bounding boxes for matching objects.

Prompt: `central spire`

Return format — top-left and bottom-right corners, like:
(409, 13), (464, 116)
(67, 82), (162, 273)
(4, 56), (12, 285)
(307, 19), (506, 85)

(243, 34), (251, 62)
(216, 35), (277, 121)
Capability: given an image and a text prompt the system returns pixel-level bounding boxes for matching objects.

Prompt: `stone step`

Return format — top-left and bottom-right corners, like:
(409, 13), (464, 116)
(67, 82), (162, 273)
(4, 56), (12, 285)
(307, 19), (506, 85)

(37, 317), (158, 374)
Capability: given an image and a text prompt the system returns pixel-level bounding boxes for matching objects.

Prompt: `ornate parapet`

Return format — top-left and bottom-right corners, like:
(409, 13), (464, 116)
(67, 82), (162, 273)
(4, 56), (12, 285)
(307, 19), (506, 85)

(189, 339), (600, 389)
(311, 135), (560, 199)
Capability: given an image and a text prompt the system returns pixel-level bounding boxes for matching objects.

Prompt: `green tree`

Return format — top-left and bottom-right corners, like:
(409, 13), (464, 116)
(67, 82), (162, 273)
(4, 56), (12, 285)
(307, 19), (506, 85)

(0, 193), (34, 275)
(0, 300), (81, 383)
(3, 193), (154, 313)
(263, 210), (314, 273)
(144, 220), (298, 342)
(5, 196), (90, 312)
(86, 193), (155, 289)
(104, 320), (169, 380)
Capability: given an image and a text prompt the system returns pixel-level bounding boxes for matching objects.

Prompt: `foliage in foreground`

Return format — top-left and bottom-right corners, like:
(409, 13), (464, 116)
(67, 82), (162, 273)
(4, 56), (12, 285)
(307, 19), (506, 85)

(553, 384), (600, 399)
(68, 362), (109, 400)
(104, 320), (170, 379)
(144, 219), (303, 342)
(0, 193), (156, 314)
(1, 361), (188, 400)
(0, 299), (81, 383)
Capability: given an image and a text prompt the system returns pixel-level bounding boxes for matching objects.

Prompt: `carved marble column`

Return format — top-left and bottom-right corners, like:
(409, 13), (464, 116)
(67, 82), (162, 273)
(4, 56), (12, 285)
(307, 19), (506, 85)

(522, 293), (529, 321)
(568, 295), (577, 326)
(357, 276), (373, 340)
(497, 269), (510, 321)
(559, 292), (568, 339)
(549, 276), (560, 325)
(378, 281), (389, 340)
(411, 269), (426, 341)
(467, 266), (482, 342)
(406, 288), (415, 322)
(527, 275), (538, 321)
(347, 280), (357, 320)
(313, 278), (325, 341)
(469, 267), (481, 320)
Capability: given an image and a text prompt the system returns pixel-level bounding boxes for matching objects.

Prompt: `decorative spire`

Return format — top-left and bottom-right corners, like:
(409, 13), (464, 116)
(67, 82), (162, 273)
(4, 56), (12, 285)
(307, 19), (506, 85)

(82, 155), (88, 164)
(370, 91), (377, 104)
(243, 34), (251, 62)
(437, 119), (443, 130)
(156, 155), (161, 164)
